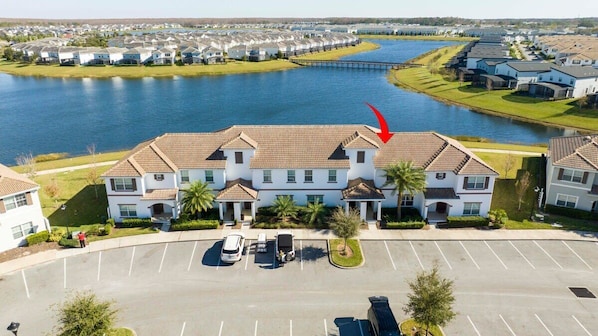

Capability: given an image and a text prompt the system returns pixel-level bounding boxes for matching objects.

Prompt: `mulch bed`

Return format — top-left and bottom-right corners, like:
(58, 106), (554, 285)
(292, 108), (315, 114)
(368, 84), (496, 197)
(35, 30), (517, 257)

(0, 242), (61, 264)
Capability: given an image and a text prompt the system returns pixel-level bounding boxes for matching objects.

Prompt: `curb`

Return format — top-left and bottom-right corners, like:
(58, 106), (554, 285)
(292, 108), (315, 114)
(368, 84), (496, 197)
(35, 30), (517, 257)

(327, 239), (366, 269)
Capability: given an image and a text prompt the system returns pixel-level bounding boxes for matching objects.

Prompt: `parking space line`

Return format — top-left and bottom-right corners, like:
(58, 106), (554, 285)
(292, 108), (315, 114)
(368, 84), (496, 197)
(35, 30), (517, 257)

(467, 315), (481, 336)
(459, 242), (480, 270)
(290, 319), (293, 336)
(158, 243), (168, 273)
(562, 241), (592, 270)
(254, 320), (258, 336)
(97, 251), (102, 281)
(63, 258), (67, 288)
(128, 246), (136, 276)
(499, 314), (516, 335)
(509, 241), (535, 269)
(245, 240), (251, 271)
(300, 240), (303, 271)
(179, 321), (186, 336)
(409, 241), (425, 270)
(187, 241), (197, 271)
(324, 319), (328, 336)
(218, 321), (224, 336)
(572, 315), (592, 336)
(535, 314), (554, 336)
(384, 241), (397, 270)
(434, 242), (452, 270)
(533, 241), (563, 270)
(485, 241), (508, 270)
(21, 269), (30, 299)
(358, 319), (365, 336)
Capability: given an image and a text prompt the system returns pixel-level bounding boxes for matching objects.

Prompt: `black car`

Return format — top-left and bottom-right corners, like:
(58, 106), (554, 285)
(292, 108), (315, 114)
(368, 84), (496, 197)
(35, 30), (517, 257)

(367, 296), (402, 336)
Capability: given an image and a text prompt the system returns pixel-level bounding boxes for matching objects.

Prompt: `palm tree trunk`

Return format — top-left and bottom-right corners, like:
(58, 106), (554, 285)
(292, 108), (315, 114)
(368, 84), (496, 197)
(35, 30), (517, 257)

(397, 191), (403, 221)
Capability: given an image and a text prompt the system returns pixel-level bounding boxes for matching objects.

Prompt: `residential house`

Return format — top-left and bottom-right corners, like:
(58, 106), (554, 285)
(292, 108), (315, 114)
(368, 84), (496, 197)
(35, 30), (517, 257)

(121, 48), (153, 65)
(227, 45), (249, 60)
(93, 47), (127, 65)
(494, 61), (552, 89)
(0, 164), (49, 253)
(73, 48), (100, 65)
(152, 48), (176, 65)
(545, 135), (598, 213)
(202, 47), (225, 65)
(538, 65), (598, 98)
(101, 125), (497, 225)
(180, 46), (203, 64)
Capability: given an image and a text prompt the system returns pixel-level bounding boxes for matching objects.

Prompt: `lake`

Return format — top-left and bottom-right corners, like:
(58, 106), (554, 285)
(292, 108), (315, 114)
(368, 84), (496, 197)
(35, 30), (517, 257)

(0, 39), (573, 165)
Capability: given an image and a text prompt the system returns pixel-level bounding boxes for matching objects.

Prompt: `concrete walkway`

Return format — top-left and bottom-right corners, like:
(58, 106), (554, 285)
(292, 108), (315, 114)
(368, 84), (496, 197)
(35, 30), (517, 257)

(2, 226), (596, 276)
(33, 160), (118, 176)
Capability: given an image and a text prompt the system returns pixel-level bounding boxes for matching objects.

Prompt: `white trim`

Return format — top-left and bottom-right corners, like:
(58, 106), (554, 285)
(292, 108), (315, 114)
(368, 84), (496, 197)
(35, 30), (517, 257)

(550, 182), (590, 192)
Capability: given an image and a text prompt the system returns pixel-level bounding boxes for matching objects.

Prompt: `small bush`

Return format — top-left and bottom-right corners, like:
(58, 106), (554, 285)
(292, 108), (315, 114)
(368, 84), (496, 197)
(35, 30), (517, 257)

(48, 227), (66, 242)
(26, 231), (50, 246)
(85, 224), (102, 236)
(385, 221), (426, 229)
(34, 152), (68, 162)
(170, 220), (219, 231)
(445, 216), (489, 228)
(121, 218), (153, 228)
(106, 218), (115, 226)
(545, 204), (598, 220)
(103, 223), (112, 235)
(58, 237), (79, 248)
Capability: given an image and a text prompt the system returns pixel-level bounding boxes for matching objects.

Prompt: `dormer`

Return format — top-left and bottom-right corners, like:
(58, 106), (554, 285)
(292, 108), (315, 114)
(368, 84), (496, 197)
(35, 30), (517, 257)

(341, 131), (379, 180)
(220, 132), (258, 180)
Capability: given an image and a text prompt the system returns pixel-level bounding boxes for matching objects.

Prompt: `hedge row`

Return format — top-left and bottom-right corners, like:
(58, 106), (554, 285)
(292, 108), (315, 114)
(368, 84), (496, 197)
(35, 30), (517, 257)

(26, 231), (49, 246)
(121, 218), (153, 228)
(385, 221), (426, 229)
(170, 220), (219, 231)
(444, 216), (489, 228)
(252, 222), (304, 229)
(58, 237), (79, 248)
(545, 204), (598, 220)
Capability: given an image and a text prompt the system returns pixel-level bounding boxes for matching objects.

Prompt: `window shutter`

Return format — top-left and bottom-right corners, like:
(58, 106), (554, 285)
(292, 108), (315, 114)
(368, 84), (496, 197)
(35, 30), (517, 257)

(0, 200), (5, 214)
(132, 179), (137, 191)
(582, 172), (588, 184)
(463, 177), (468, 189)
(484, 177), (490, 189)
(557, 168), (563, 180)
(25, 192), (33, 205)
(110, 179), (115, 191)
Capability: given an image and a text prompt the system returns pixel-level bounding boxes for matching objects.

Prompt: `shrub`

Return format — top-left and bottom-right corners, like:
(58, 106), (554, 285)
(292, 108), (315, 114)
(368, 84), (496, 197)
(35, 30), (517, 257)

(58, 237), (79, 248)
(545, 204), (598, 220)
(385, 221), (426, 229)
(26, 231), (50, 246)
(170, 220), (219, 231)
(444, 216), (489, 228)
(488, 209), (508, 228)
(106, 218), (115, 227)
(121, 218), (153, 228)
(48, 227), (67, 242)
(85, 224), (102, 236)
(382, 207), (423, 222)
(103, 223), (112, 236)
(34, 152), (68, 162)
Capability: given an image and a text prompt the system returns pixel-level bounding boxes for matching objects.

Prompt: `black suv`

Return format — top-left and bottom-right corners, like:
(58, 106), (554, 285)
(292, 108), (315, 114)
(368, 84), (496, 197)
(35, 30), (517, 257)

(367, 296), (402, 336)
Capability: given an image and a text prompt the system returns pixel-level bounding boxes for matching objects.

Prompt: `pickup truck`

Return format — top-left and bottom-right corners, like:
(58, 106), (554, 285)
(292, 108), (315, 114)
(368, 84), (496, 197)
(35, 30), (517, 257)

(275, 230), (296, 262)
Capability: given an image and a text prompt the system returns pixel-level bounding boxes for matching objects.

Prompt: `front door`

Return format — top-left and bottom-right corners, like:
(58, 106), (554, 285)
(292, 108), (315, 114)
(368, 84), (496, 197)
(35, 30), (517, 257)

(436, 202), (447, 214)
(153, 204), (164, 215)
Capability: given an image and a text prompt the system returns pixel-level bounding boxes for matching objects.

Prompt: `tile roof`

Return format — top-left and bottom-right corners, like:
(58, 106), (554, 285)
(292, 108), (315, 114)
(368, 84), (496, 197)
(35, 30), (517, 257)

(550, 65), (598, 79)
(141, 188), (178, 201)
(103, 125), (497, 176)
(424, 188), (460, 200)
(549, 135), (598, 171)
(342, 178), (385, 200)
(0, 164), (39, 198)
(216, 179), (258, 200)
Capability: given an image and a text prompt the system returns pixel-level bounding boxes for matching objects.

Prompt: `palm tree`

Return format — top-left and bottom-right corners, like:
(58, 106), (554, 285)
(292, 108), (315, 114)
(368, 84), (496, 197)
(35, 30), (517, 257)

(272, 195), (297, 223)
(181, 181), (214, 219)
(330, 207), (360, 254)
(383, 161), (427, 221)
(304, 200), (326, 228)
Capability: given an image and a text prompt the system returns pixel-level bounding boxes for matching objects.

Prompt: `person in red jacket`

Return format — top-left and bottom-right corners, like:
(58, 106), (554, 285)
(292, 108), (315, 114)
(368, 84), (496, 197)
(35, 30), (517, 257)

(77, 231), (86, 248)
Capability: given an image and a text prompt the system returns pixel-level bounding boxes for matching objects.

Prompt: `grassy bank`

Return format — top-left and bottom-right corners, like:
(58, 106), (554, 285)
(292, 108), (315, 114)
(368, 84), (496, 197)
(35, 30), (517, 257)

(359, 34), (477, 42)
(11, 150), (128, 173)
(390, 45), (598, 132)
(0, 41), (378, 78)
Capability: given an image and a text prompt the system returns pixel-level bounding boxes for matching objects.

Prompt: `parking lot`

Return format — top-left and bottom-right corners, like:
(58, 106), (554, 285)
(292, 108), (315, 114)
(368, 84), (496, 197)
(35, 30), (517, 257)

(1, 238), (598, 335)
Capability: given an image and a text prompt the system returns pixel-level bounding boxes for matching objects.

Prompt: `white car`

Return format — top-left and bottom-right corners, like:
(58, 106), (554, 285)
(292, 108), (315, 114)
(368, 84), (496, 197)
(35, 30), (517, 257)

(220, 232), (246, 263)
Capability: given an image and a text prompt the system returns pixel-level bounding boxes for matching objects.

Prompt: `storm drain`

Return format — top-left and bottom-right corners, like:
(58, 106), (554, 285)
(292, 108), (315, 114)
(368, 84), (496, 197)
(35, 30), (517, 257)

(569, 287), (596, 298)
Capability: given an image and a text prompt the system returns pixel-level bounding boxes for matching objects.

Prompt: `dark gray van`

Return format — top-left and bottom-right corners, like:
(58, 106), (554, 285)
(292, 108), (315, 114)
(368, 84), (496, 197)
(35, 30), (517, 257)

(367, 296), (402, 336)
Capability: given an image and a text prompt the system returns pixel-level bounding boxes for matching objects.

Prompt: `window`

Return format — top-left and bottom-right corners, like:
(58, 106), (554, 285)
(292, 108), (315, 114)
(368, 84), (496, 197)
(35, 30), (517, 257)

(556, 194), (577, 208)
(4, 193), (28, 211)
(11, 222), (33, 239)
(263, 170), (272, 183)
(205, 170), (214, 183)
(307, 195), (324, 204)
(112, 178), (136, 191)
(119, 204), (137, 217)
(180, 170), (189, 183)
(357, 151), (365, 163)
(328, 170), (337, 183)
(385, 174), (393, 184)
(465, 176), (486, 190)
(287, 170), (296, 183)
(235, 152), (243, 164)
(463, 202), (481, 215)
(154, 174), (164, 181)
(436, 173), (446, 180)
(304, 170), (313, 183)
(401, 195), (414, 207)
(560, 168), (584, 183)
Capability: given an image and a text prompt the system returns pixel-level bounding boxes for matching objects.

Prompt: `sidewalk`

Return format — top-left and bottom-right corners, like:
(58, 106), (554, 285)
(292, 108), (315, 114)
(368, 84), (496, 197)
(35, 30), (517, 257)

(1, 226), (596, 276)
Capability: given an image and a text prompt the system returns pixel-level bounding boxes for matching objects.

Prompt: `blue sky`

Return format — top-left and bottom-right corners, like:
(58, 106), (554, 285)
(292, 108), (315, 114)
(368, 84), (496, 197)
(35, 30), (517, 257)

(3, 0), (598, 20)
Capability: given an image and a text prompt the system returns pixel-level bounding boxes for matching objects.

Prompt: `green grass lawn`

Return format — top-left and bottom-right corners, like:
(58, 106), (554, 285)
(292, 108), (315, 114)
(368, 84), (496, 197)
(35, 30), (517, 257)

(11, 151), (128, 173)
(460, 141), (547, 152)
(400, 318), (443, 336)
(329, 239), (364, 267)
(390, 46), (598, 132)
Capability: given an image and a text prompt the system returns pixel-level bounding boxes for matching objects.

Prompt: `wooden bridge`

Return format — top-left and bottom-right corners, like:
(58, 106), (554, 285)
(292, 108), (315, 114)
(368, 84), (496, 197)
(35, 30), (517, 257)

(289, 58), (422, 70)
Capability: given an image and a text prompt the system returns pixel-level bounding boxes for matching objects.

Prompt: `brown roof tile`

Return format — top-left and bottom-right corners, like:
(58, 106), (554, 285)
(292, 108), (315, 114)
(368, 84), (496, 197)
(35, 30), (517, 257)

(221, 132), (258, 149)
(342, 132), (379, 149)
(549, 135), (598, 171)
(216, 179), (258, 200)
(141, 188), (178, 200)
(342, 178), (385, 200)
(0, 164), (38, 197)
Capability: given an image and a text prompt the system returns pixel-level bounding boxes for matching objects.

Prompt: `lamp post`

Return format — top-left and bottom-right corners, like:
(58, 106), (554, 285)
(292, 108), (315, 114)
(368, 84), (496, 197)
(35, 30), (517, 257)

(7, 322), (19, 336)
(530, 186), (541, 220)
(61, 204), (70, 237)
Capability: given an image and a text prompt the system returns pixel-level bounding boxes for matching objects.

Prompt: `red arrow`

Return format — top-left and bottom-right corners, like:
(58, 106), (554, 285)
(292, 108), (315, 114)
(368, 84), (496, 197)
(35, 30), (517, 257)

(366, 103), (394, 144)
